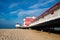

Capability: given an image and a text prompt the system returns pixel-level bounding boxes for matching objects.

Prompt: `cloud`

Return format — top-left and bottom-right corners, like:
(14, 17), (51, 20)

(9, 3), (19, 8)
(41, 0), (55, 5)
(18, 8), (48, 17)
(10, 9), (24, 14)
(10, 10), (18, 14)
(9, 9), (45, 16)
(29, 0), (54, 9)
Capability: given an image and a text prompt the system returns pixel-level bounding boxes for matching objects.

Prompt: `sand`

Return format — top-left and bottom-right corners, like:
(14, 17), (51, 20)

(0, 29), (60, 40)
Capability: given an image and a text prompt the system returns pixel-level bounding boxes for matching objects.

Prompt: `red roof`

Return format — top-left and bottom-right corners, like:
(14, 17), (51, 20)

(24, 17), (35, 26)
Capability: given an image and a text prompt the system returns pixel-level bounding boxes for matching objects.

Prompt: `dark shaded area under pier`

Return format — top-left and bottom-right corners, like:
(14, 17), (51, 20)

(30, 18), (60, 34)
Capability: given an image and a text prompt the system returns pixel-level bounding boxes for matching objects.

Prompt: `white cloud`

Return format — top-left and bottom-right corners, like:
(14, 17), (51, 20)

(29, 0), (54, 9)
(10, 11), (18, 14)
(41, 0), (54, 5)
(9, 7), (48, 17)
(18, 9), (38, 15)
(10, 9), (23, 14)
(9, 3), (19, 8)
(29, 4), (39, 9)
(18, 8), (48, 17)
(9, 9), (43, 16)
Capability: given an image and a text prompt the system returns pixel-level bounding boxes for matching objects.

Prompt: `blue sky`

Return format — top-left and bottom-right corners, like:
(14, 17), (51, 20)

(0, 0), (60, 28)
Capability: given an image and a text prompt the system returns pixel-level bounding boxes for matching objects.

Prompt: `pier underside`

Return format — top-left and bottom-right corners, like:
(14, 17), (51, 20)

(30, 18), (60, 34)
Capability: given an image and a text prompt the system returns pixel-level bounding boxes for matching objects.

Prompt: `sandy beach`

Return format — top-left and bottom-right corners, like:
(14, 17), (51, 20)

(0, 29), (60, 40)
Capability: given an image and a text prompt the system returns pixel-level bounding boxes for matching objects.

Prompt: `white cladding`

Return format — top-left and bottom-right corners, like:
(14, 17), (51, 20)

(28, 8), (60, 27)
(16, 24), (20, 27)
